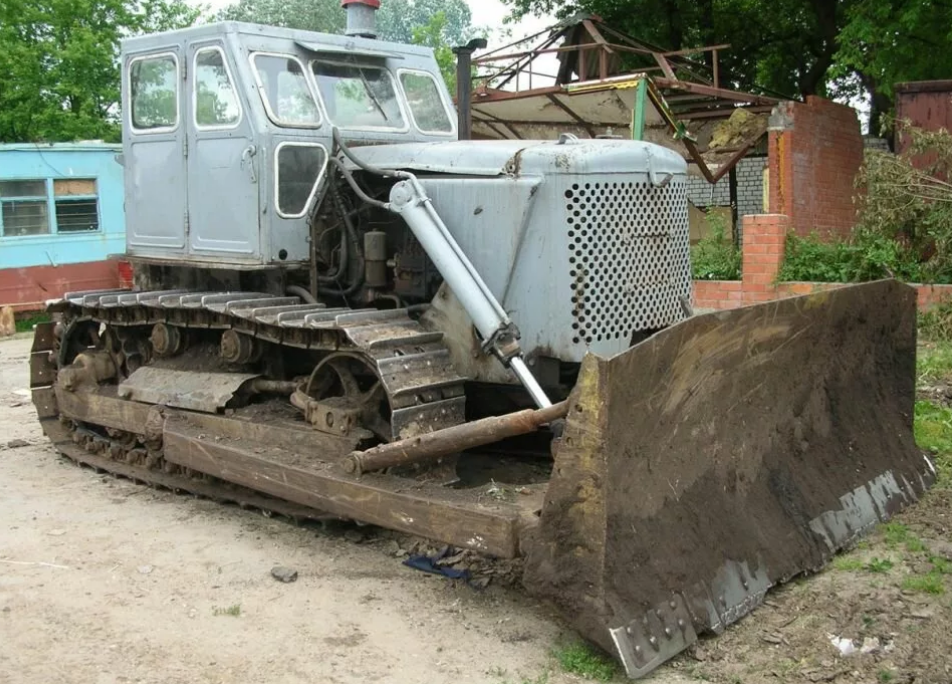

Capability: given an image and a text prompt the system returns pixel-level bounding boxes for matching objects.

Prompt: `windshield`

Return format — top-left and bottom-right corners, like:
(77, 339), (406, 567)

(251, 53), (321, 127)
(311, 61), (404, 129)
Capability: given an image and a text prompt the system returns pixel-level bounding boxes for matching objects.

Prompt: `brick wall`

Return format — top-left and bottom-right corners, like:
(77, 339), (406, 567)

(768, 96), (864, 239)
(692, 213), (952, 312)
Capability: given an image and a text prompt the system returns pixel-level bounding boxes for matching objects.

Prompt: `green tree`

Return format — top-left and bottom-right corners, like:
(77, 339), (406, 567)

(0, 0), (201, 143)
(218, 0), (480, 91)
(833, 0), (952, 130)
(411, 12), (458, 92)
(219, 0), (345, 33)
(499, 0), (952, 126)
(377, 0), (474, 46)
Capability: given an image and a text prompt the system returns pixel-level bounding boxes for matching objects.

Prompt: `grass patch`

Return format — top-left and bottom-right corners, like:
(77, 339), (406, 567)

(865, 558), (895, 574)
(878, 669), (895, 683)
(918, 340), (952, 382)
(213, 603), (241, 617)
(833, 556), (864, 572)
(931, 556), (952, 575)
(882, 522), (911, 546)
(14, 312), (50, 333)
(901, 573), (945, 595)
(554, 643), (617, 682)
(915, 400), (952, 483)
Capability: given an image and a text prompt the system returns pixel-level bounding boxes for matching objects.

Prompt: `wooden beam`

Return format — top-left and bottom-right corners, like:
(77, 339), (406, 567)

(654, 79), (780, 105)
(54, 387), (361, 455)
(582, 19), (614, 51)
(655, 54), (677, 80)
(163, 417), (541, 558)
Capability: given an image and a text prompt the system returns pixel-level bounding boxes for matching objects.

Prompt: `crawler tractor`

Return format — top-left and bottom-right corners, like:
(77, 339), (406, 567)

(29, 2), (933, 677)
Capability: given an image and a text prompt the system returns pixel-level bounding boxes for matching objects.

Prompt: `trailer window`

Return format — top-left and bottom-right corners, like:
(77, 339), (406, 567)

(399, 71), (454, 134)
(130, 54), (178, 132)
(0, 180), (49, 237)
(312, 61), (404, 130)
(275, 143), (327, 218)
(251, 53), (321, 127)
(194, 47), (241, 128)
(53, 179), (99, 233)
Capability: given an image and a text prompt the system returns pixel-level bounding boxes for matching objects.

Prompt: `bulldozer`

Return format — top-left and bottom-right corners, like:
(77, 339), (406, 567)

(29, 1), (934, 678)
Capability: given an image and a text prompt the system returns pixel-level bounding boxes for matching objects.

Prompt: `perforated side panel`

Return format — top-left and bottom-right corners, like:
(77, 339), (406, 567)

(566, 179), (691, 345)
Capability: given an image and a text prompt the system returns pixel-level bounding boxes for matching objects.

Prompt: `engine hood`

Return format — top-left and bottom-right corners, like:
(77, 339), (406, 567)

(340, 138), (687, 178)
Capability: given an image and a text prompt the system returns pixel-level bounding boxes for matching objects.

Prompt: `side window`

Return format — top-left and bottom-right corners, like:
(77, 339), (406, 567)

(400, 71), (454, 134)
(312, 61), (405, 130)
(54, 179), (99, 233)
(0, 180), (49, 237)
(275, 144), (327, 218)
(251, 53), (321, 127)
(130, 54), (178, 132)
(194, 47), (241, 128)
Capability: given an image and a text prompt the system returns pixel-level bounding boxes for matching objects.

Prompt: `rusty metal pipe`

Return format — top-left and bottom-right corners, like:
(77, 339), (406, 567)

(250, 379), (298, 395)
(342, 401), (569, 476)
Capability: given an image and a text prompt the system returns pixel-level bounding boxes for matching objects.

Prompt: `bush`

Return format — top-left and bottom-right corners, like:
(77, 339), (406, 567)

(921, 300), (952, 342)
(777, 231), (927, 283)
(777, 233), (861, 282)
(779, 121), (952, 285)
(854, 120), (952, 283)
(691, 211), (741, 280)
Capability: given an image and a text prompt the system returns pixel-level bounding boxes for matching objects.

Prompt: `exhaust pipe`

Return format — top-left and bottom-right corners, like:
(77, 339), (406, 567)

(341, 0), (379, 39)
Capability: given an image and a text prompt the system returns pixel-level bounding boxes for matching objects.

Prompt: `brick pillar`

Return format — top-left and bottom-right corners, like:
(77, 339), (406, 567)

(742, 214), (788, 303)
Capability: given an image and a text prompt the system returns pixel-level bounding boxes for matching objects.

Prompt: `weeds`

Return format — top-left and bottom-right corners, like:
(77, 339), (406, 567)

(865, 558), (895, 574)
(691, 211), (741, 281)
(918, 340), (952, 380)
(213, 603), (241, 616)
(902, 573), (945, 595)
(553, 642), (617, 682)
(914, 401), (952, 483)
(878, 669), (895, 683)
(882, 522), (912, 546)
(833, 557), (864, 572)
(14, 312), (50, 334)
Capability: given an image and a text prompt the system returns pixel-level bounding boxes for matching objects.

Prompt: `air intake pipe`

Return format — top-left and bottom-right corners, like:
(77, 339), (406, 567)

(341, 0), (379, 39)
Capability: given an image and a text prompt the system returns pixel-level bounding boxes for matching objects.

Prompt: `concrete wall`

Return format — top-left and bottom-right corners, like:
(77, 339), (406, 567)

(686, 156), (767, 235)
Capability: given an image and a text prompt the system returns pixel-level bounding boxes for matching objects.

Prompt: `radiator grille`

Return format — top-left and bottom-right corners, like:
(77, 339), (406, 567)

(566, 179), (691, 345)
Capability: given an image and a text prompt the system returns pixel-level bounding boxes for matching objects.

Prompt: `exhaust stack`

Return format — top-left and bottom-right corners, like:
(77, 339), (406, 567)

(342, 0), (380, 39)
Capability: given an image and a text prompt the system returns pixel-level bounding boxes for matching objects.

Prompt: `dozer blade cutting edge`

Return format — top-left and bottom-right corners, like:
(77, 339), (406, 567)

(524, 279), (934, 678)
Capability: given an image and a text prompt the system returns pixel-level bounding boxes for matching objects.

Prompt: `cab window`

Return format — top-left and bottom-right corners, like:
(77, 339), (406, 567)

(130, 53), (179, 132)
(400, 70), (454, 134)
(251, 53), (321, 127)
(194, 47), (241, 128)
(312, 61), (404, 130)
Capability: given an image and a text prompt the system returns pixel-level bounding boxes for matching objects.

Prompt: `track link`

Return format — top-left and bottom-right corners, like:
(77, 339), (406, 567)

(54, 288), (467, 439)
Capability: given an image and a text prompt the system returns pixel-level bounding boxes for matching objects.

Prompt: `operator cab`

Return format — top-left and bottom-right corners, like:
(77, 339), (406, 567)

(120, 21), (457, 268)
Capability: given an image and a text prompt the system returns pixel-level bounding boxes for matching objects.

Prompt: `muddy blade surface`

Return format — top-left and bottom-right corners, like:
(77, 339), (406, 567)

(524, 280), (933, 679)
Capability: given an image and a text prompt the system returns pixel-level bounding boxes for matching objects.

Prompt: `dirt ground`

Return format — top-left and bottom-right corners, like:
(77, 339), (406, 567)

(2, 331), (951, 684)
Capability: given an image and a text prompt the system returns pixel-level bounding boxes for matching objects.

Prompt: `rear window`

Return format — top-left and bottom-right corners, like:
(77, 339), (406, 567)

(312, 61), (404, 130)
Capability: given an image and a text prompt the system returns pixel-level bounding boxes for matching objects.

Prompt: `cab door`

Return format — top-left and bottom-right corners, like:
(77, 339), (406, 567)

(185, 41), (260, 260)
(125, 49), (189, 255)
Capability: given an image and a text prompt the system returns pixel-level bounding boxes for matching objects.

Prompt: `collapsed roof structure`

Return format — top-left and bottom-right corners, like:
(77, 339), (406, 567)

(465, 14), (787, 183)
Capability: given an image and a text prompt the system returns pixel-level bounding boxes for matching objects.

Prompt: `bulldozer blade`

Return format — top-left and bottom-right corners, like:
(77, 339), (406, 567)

(523, 280), (934, 679)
